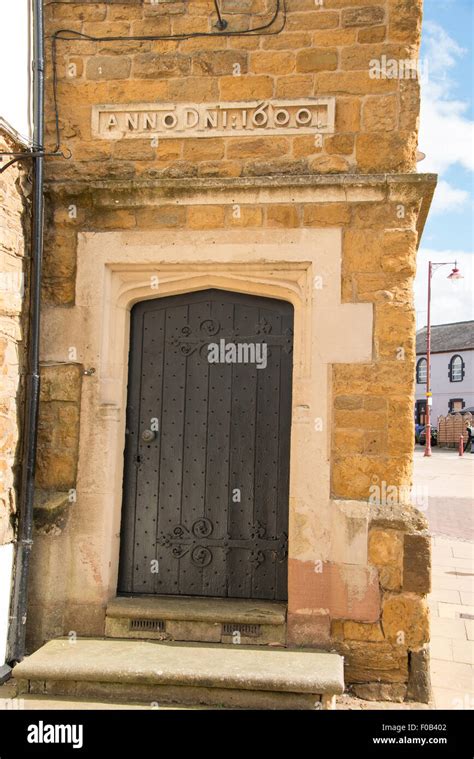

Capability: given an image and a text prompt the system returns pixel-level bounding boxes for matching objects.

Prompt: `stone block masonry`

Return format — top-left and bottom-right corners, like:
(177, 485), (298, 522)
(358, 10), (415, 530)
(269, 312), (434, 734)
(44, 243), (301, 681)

(44, 0), (423, 181)
(0, 133), (30, 548)
(34, 363), (83, 524)
(23, 0), (437, 704)
(0, 128), (31, 666)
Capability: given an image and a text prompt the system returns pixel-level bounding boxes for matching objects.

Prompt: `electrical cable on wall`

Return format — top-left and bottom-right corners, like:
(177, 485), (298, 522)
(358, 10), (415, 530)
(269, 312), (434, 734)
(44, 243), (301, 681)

(213, 0), (228, 30)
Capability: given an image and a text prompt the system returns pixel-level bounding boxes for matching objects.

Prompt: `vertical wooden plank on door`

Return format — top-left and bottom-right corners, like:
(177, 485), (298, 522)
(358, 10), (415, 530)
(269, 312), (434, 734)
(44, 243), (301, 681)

(132, 307), (165, 593)
(118, 306), (144, 593)
(203, 296), (233, 596)
(155, 304), (187, 594)
(179, 297), (211, 596)
(253, 307), (282, 599)
(227, 301), (258, 598)
(275, 307), (293, 600)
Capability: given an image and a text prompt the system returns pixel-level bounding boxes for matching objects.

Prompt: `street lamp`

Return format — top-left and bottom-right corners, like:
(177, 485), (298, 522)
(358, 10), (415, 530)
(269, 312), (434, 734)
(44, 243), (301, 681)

(424, 261), (463, 457)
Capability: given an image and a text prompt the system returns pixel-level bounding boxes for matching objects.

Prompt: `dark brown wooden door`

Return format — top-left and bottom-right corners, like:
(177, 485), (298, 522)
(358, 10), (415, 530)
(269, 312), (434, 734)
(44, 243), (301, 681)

(118, 290), (293, 600)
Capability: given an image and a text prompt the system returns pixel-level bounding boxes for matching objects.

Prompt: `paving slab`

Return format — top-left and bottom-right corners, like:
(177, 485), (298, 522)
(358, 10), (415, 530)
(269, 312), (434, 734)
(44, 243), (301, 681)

(431, 617), (468, 640)
(431, 589), (461, 604)
(438, 602), (474, 619)
(413, 449), (474, 542)
(432, 687), (474, 710)
(453, 545), (474, 559)
(430, 659), (473, 692)
(432, 574), (473, 592)
(430, 637), (453, 662)
(452, 640), (474, 665)
(464, 620), (474, 641)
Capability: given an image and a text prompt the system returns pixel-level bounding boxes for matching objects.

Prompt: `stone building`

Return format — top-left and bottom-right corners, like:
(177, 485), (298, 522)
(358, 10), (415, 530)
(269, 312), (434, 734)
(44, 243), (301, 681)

(0, 0), (33, 679)
(0, 125), (31, 681)
(11, 0), (436, 705)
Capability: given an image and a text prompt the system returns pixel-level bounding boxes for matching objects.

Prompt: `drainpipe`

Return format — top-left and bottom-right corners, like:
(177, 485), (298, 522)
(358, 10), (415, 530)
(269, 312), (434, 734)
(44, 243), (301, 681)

(7, 0), (45, 664)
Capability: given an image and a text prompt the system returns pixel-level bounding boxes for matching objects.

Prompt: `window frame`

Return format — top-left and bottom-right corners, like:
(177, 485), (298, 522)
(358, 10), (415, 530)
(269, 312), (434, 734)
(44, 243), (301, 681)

(449, 354), (465, 383)
(416, 357), (427, 384)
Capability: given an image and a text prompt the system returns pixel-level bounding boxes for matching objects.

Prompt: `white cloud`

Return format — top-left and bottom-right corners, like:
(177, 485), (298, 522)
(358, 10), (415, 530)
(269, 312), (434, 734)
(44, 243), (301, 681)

(429, 179), (470, 214)
(423, 20), (465, 77)
(415, 249), (474, 328)
(419, 21), (474, 175)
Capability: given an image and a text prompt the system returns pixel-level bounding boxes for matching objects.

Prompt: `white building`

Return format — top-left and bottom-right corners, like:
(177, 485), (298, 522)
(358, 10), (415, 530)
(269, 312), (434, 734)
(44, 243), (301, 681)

(415, 321), (474, 425)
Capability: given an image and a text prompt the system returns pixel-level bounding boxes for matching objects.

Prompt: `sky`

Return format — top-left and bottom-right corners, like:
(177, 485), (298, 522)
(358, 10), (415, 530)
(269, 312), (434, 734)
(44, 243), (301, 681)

(0, 1), (31, 141)
(416, 0), (474, 327)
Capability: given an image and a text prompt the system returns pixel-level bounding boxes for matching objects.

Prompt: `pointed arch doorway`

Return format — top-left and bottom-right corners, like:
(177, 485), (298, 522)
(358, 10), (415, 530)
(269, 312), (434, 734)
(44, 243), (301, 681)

(118, 289), (293, 601)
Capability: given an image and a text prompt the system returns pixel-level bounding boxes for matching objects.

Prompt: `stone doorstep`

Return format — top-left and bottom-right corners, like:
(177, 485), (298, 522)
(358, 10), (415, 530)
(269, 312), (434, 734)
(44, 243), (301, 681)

(105, 617), (286, 645)
(13, 638), (344, 711)
(106, 595), (287, 624)
(20, 681), (327, 711)
(105, 595), (287, 645)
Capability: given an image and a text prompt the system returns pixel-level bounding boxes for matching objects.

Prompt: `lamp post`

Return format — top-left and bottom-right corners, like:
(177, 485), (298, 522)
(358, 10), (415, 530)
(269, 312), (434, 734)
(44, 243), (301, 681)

(424, 261), (463, 457)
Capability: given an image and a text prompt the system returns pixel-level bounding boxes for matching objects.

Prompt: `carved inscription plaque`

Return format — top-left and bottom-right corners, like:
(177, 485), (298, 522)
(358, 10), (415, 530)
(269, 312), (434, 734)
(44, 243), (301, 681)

(92, 98), (336, 139)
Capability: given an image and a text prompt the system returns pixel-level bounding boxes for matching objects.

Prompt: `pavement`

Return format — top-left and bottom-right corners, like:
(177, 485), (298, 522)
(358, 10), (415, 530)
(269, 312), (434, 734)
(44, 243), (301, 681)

(413, 446), (474, 710)
(413, 445), (474, 541)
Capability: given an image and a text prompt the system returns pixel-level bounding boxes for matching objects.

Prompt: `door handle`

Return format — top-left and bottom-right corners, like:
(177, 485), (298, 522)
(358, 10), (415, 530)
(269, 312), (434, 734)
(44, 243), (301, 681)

(141, 429), (156, 442)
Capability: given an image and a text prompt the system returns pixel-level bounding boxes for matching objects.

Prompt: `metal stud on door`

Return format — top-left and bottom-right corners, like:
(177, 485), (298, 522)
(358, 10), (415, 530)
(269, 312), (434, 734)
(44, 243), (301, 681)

(118, 290), (293, 601)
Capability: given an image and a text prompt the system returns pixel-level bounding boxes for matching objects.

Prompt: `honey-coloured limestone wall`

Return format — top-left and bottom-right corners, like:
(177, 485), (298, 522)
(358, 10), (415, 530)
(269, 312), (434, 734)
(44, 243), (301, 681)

(0, 133), (29, 547)
(26, 0), (436, 703)
(44, 0), (423, 181)
(0, 128), (31, 665)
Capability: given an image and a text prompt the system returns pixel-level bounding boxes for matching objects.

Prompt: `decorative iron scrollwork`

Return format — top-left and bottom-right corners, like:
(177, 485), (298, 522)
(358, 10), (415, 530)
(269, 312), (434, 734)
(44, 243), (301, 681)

(170, 320), (222, 356)
(255, 317), (272, 335)
(191, 546), (212, 567)
(248, 550), (265, 567)
(173, 340), (197, 357)
(158, 519), (288, 568)
(168, 318), (293, 357)
(200, 319), (220, 337)
(192, 517), (213, 538)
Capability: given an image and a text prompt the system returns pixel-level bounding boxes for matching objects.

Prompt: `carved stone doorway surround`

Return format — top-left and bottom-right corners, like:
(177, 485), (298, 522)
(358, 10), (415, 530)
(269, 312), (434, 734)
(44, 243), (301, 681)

(40, 225), (373, 641)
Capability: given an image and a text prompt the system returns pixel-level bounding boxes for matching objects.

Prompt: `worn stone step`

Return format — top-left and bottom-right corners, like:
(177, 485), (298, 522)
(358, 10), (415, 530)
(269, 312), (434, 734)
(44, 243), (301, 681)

(107, 595), (286, 624)
(13, 638), (344, 710)
(105, 595), (287, 644)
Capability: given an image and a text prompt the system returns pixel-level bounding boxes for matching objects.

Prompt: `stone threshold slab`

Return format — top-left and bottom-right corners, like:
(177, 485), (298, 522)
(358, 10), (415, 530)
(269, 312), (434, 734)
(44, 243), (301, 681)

(106, 595), (287, 625)
(14, 638), (344, 696)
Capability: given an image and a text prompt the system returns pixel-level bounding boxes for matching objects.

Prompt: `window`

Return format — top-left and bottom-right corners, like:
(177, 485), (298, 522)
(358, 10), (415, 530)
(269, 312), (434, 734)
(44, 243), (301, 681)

(449, 398), (465, 413)
(416, 357), (427, 384)
(449, 354), (464, 382)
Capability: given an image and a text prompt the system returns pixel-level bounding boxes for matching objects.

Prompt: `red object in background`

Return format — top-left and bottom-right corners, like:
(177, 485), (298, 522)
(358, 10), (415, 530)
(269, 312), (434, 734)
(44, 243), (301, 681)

(424, 260), (463, 458)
